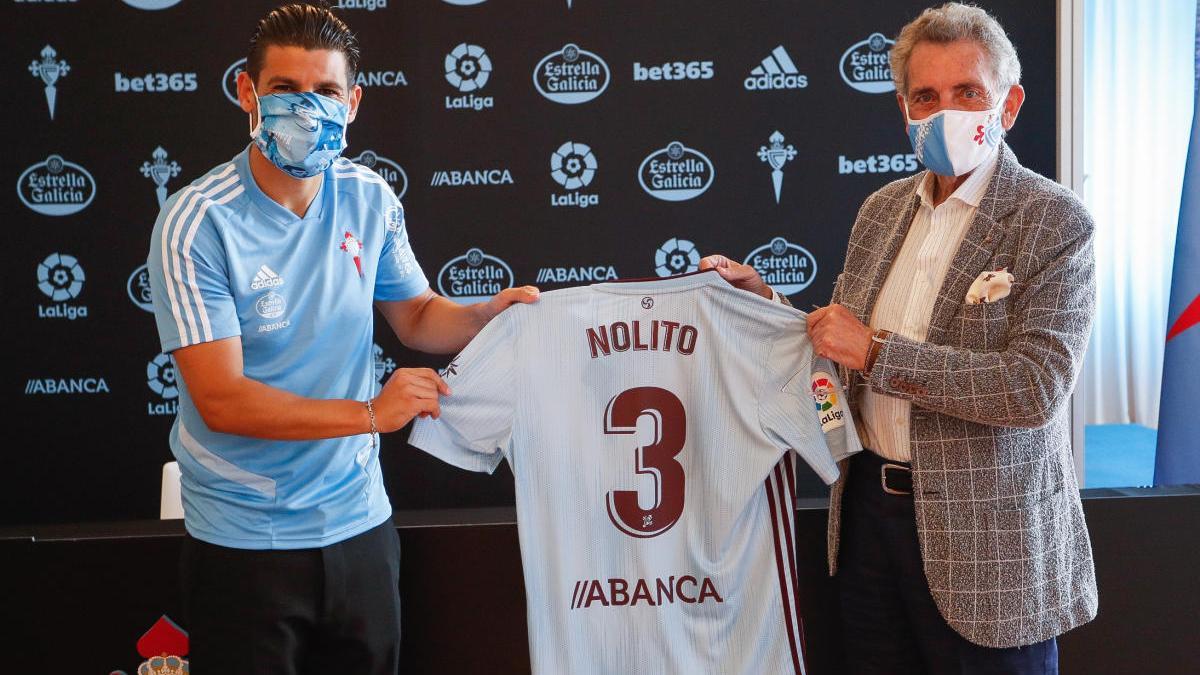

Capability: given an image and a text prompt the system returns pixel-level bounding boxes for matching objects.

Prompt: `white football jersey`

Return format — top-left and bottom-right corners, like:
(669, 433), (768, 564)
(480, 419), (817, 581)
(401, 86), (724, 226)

(409, 271), (862, 674)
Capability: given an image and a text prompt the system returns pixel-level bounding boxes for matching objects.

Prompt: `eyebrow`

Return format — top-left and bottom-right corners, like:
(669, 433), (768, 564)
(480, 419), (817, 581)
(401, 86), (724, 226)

(265, 76), (345, 92)
(909, 81), (988, 97)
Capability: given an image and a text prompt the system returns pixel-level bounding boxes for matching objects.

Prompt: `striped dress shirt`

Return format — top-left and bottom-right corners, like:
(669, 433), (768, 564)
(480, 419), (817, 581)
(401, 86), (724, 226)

(859, 149), (1000, 462)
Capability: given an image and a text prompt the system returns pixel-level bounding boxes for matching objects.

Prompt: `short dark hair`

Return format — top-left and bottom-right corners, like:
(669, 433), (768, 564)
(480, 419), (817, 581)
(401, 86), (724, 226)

(247, 3), (361, 87)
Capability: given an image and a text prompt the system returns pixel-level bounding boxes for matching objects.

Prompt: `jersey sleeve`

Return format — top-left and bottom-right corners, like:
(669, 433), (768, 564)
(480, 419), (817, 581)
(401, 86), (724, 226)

(758, 315), (864, 484)
(147, 194), (241, 353)
(374, 198), (430, 302)
(407, 309), (517, 474)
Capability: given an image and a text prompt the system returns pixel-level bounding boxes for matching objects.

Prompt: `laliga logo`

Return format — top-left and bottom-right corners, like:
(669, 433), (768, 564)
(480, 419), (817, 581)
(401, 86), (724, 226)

(743, 237), (817, 296)
(533, 43), (610, 104)
(655, 238), (700, 277)
(811, 371), (845, 432)
(550, 141), (599, 209)
(141, 146), (181, 208)
(37, 252), (89, 320)
(222, 57), (246, 106)
(128, 264), (154, 312)
(444, 43), (494, 111)
(19, 154), (97, 216)
(147, 353), (179, 400)
(122, 0), (184, 9)
(437, 247), (514, 304)
(351, 150), (408, 200)
(638, 141), (714, 202)
(29, 45), (68, 120)
(840, 33), (895, 94)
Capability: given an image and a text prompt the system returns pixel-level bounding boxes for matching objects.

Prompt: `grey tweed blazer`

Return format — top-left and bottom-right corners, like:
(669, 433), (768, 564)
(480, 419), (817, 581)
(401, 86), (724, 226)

(826, 143), (1099, 648)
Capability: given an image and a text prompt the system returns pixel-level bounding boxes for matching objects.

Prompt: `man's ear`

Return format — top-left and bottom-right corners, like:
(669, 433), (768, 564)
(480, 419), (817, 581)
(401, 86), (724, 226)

(895, 92), (908, 131)
(1000, 84), (1025, 130)
(237, 71), (258, 130)
(346, 84), (363, 123)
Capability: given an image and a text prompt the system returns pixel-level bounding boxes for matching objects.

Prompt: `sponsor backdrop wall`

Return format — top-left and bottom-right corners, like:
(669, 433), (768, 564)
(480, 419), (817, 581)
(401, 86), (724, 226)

(2, 0), (1057, 526)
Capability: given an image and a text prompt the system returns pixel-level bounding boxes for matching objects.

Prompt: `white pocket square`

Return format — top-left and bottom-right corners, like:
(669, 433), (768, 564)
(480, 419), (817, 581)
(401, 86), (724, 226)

(966, 268), (1014, 304)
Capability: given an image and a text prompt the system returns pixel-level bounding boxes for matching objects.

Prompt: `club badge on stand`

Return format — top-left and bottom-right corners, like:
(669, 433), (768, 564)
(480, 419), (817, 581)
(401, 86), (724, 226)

(30, 45), (69, 120)
(140, 147), (182, 208)
(757, 131), (797, 204)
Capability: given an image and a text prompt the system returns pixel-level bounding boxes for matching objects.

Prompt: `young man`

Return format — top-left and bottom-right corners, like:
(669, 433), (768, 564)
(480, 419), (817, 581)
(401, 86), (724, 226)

(146, 5), (537, 672)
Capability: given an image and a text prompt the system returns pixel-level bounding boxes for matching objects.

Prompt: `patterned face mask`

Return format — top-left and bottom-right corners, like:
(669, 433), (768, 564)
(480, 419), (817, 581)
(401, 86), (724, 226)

(248, 83), (349, 179)
(905, 101), (1003, 177)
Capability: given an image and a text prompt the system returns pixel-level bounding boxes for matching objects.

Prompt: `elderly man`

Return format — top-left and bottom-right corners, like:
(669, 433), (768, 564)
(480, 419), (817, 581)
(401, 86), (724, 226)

(703, 4), (1097, 672)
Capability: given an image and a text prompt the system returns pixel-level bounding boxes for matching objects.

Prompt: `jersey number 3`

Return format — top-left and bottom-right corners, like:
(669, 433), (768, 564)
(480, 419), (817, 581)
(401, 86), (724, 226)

(604, 387), (686, 538)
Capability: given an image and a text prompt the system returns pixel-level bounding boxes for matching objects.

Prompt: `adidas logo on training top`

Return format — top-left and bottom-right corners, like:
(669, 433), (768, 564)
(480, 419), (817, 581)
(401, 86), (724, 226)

(744, 46), (808, 91)
(250, 265), (284, 290)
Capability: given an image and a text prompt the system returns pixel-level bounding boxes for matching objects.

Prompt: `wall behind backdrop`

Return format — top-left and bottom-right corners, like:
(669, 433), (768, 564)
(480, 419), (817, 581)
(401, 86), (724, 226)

(1, 0), (1056, 526)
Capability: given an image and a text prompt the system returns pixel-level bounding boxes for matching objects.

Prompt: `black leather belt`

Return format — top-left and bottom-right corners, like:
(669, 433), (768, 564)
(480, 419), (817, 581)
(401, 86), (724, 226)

(852, 449), (913, 496)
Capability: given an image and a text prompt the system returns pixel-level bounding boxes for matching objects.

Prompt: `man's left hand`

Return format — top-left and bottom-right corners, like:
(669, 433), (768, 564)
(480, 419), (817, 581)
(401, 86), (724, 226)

(481, 285), (540, 322)
(808, 304), (872, 370)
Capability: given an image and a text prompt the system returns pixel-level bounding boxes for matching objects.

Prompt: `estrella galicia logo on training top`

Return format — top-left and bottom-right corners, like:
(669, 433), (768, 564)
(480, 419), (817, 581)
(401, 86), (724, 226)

(351, 150), (408, 200)
(147, 352), (179, 416)
(655, 238), (700, 277)
(744, 46), (808, 91)
(37, 252), (89, 320)
(222, 57), (246, 106)
(444, 43), (494, 111)
(29, 45), (69, 120)
(639, 142), (714, 202)
(19, 155), (96, 216)
(743, 237), (817, 295)
(550, 141), (599, 209)
(533, 43), (610, 104)
(141, 146), (181, 208)
(840, 32), (895, 93)
(128, 263), (154, 312)
(122, 0), (184, 9)
(437, 248), (514, 304)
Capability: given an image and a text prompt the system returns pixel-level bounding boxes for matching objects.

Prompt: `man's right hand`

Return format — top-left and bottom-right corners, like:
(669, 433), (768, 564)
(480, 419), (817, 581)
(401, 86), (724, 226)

(374, 368), (451, 432)
(699, 254), (772, 299)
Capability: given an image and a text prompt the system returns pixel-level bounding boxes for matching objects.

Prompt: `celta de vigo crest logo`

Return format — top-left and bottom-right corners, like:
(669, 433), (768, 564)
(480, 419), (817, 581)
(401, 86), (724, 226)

(533, 43), (610, 104)
(18, 155), (96, 216)
(373, 343), (397, 384)
(128, 264), (154, 312)
(758, 131), (796, 204)
(223, 57), (246, 106)
(351, 150), (408, 200)
(743, 237), (817, 295)
(437, 247), (514, 304)
(655, 238), (700, 277)
(141, 146), (181, 208)
(122, 0), (184, 9)
(638, 142), (714, 202)
(29, 45), (68, 120)
(840, 33), (895, 93)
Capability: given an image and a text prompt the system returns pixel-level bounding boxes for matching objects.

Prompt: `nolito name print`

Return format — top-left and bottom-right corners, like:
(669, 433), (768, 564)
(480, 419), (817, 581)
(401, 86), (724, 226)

(569, 575), (724, 610)
(587, 320), (698, 358)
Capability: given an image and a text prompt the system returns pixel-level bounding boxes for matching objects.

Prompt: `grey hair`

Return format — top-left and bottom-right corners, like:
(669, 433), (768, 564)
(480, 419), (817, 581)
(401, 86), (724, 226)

(890, 3), (1022, 99)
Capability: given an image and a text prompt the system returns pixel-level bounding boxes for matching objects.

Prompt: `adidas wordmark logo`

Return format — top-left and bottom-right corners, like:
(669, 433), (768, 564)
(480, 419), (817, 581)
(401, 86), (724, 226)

(744, 46), (808, 91)
(250, 265), (284, 290)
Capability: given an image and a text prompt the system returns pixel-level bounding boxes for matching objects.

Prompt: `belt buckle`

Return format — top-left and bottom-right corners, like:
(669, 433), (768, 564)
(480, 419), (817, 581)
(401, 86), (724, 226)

(880, 463), (912, 496)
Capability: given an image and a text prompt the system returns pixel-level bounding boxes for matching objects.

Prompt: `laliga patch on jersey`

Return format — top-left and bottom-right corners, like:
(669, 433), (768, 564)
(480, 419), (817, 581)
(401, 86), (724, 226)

(811, 372), (845, 432)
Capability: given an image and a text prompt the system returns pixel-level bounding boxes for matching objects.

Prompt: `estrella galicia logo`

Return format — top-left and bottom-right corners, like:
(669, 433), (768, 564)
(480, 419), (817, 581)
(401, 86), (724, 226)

(18, 155), (97, 216)
(351, 150), (408, 200)
(533, 43), (610, 104)
(743, 237), (817, 295)
(840, 33), (895, 93)
(222, 57), (246, 106)
(373, 343), (397, 385)
(29, 45), (68, 120)
(147, 352), (179, 416)
(444, 43), (494, 111)
(123, 0), (184, 9)
(127, 263), (154, 312)
(141, 146), (181, 208)
(550, 141), (598, 208)
(437, 247), (514, 304)
(638, 142), (714, 202)
(37, 252), (89, 320)
(655, 238), (700, 277)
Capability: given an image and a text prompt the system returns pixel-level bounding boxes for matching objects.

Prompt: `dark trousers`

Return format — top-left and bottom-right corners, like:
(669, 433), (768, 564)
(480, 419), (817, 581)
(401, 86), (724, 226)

(838, 451), (1058, 675)
(180, 519), (402, 675)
